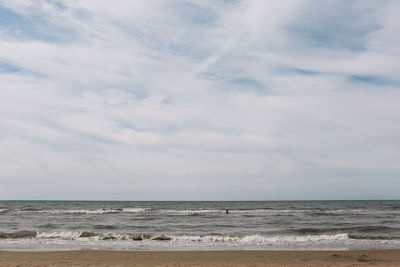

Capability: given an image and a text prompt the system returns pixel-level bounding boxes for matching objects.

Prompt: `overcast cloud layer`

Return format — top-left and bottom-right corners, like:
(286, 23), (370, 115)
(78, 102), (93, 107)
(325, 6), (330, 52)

(0, 0), (399, 200)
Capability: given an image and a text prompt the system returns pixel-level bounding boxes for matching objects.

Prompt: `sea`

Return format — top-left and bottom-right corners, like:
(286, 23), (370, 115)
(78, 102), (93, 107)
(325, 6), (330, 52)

(0, 200), (399, 251)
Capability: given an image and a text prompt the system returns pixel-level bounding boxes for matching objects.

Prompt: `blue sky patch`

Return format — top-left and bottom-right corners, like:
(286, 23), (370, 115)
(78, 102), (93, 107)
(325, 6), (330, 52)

(287, 1), (380, 51)
(349, 75), (399, 86)
(0, 5), (80, 43)
(0, 61), (21, 73)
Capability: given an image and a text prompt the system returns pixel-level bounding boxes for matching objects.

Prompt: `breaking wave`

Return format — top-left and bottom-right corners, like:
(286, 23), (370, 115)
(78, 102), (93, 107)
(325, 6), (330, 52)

(2, 231), (399, 251)
(0, 208), (9, 213)
(0, 231), (360, 243)
(33, 208), (149, 214)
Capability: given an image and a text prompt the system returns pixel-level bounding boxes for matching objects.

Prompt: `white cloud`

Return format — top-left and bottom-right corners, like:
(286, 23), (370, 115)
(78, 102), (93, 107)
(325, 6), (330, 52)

(0, 0), (399, 200)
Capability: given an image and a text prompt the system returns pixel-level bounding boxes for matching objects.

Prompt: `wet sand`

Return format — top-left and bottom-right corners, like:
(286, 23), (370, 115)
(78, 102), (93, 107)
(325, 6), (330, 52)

(0, 250), (400, 266)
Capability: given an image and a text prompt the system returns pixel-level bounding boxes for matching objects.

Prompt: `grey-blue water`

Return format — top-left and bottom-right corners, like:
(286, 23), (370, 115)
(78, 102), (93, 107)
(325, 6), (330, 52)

(0, 200), (399, 251)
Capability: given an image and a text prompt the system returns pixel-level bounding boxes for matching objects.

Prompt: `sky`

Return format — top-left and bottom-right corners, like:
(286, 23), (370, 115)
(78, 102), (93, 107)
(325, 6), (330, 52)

(0, 0), (399, 200)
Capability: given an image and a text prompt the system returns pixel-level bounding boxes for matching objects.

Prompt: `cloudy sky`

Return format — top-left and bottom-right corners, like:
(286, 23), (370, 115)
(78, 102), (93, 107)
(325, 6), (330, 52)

(0, 0), (399, 200)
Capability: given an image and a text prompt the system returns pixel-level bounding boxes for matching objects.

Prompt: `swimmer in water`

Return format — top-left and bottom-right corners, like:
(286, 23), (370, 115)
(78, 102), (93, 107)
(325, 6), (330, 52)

(225, 209), (229, 214)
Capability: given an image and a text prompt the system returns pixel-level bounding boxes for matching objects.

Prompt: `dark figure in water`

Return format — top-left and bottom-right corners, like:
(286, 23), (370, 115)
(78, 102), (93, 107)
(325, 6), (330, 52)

(225, 209), (229, 214)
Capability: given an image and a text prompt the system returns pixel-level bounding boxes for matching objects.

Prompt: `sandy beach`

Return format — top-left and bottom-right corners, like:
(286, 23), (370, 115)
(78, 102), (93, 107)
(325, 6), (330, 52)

(0, 250), (399, 266)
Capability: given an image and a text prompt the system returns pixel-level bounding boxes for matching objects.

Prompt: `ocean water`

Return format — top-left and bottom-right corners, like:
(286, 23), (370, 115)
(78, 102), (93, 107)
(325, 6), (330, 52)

(0, 200), (399, 251)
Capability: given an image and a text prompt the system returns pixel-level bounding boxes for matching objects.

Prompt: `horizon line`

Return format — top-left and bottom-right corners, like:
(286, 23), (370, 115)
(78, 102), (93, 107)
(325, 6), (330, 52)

(1, 199), (399, 202)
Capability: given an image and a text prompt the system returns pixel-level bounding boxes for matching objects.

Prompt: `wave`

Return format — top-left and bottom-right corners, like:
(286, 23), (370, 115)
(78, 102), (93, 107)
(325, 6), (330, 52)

(15, 207), (376, 215)
(34, 208), (148, 214)
(37, 209), (119, 214)
(3, 230), (399, 246)
(157, 209), (312, 214)
(295, 225), (399, 235)
(348, 234), (393, 240)
(122, 208), (148, 213)
(0, 231), (360, 242)
(172, 233), (351, 243)
(35, 231), (171, 241)
(0, 231), (36, 238)
(354, 225), (400, 232)
(21, 207), (40, 211)
(159, 209), (223, 214)
(308, 209), (370, 215)
(0, 208), (9, 213)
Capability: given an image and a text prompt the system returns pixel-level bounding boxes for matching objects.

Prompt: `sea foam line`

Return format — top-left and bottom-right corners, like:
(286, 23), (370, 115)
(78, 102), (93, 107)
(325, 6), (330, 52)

(34, 208), (148, 214)
(6, 231), (352, 243)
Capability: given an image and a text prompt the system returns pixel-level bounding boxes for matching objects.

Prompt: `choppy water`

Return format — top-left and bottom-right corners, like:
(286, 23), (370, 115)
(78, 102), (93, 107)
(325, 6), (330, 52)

(0, 200), (399, 251)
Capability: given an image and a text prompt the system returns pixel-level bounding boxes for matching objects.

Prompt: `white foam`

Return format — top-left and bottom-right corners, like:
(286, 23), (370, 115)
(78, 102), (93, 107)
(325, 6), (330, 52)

(320, 209), (368, 214)
(159, 209), (222, 214)
(32, 231), (350, 244)
(122, 208), (148, 213)
(233, 209), (311, 214)
(171, 233), (350, 244)
(37, 208), (139, 214)
(38, 209), (109, 214)
(36, 231), (82, 240)
(3, 232), (400, 251)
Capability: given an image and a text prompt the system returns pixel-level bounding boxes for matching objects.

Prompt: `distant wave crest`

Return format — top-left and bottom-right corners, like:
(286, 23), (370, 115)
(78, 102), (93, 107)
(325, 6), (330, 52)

(32, 208), (149, 214)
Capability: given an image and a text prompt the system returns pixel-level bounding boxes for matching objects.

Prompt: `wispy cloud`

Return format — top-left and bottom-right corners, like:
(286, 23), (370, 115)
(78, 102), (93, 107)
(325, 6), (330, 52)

(0, 0), (399, 200)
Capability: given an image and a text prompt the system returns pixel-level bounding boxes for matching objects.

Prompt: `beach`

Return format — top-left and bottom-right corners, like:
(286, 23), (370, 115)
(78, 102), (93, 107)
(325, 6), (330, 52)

(1, 250), (400, 266)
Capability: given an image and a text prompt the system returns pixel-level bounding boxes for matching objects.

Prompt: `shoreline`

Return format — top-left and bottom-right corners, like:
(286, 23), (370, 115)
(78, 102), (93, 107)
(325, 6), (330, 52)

(1, 249), (400, 266)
